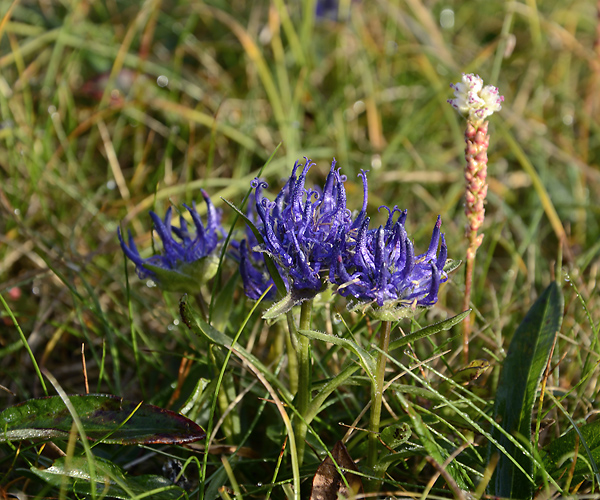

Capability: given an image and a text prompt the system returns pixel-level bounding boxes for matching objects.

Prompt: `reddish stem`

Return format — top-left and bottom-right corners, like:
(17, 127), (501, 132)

(462, 120), (489, 363)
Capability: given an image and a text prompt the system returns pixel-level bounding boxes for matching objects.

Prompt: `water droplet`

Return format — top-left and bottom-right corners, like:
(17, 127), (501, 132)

(256, 483), (263, 487)
(106, 180), (116, 190)
(173, 319), (180, 326)
(440, 8), (454, 29)
(13, 208), (20, 216)
(146, 279), (157, 288)
(333, 313), (342, 324)
(157, 75), (169, 88)
(371, 154), (382, 169)
(48, 105), (56, 114)
(32, 286), (40, 295)
(353, 100), (365, 114)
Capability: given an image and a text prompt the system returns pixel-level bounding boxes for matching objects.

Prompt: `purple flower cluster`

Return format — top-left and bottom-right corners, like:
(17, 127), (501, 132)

(251, 158), (351, 294)
(233, 193), (286, 301)
(118, 190), (223, 293)
(117, 158), (449, 315)
(332, 210), (447, 310)
(243, 159), (449, 315)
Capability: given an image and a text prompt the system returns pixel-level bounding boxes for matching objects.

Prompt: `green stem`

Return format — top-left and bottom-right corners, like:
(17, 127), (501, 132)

(367, 320), (392, 488)
(294, 300), (313, 465)
(286, 311), (299, 394)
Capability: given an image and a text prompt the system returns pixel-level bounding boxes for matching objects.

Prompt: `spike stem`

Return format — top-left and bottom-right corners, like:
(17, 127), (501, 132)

(462, 120), (489, 363)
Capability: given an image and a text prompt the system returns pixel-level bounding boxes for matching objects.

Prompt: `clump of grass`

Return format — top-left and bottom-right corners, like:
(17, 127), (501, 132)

(1, 1), (600, 499)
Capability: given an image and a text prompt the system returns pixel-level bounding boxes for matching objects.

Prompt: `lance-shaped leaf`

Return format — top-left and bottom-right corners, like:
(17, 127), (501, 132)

(489, 281), (564, 498)
(388, 309), (470, 351)
(0, 394), (205, 444)
(299, 329), (375, 381)
(32, 456), (186, 500)
(179, 294), (293, 402)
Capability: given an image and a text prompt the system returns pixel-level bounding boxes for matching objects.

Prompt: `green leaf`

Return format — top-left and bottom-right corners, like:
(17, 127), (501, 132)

(489, 281), (564, 498)
(31, 456), (187, 499)
(443, 259), (462, 274)
(179, 295), (293, 401)
(262, 293), (297, 319)
(388, 309), (470, 351)
(262, 287), (324, 319)
(298, 328), (376, 381)
(0, 394), (205, 444)
(543, 409), (600, 483)
(144, 255), (219, 294)
(380, 422), (411, 450)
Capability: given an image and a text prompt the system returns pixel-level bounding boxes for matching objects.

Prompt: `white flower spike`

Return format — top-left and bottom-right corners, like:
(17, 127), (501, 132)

(448, 73), (504, 122)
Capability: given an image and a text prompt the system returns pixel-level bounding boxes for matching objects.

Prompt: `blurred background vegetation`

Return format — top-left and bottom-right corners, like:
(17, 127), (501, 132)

(1, 0), (599, 497)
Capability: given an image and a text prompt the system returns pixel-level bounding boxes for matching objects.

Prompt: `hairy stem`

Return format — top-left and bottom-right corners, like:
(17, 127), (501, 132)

(294, 300), (313, 465)
(366, 320), (392, 488)
(286, 311), (299, 394)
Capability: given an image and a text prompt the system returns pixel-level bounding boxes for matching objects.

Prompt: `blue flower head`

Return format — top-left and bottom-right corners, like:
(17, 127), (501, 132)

(252, 158), (353, 308)
(118, 190), (223, 293)
(332, 189), (449, 320)
(230, 193), (288, 301)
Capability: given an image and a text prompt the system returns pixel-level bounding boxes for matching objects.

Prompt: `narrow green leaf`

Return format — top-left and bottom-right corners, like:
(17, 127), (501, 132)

(31, 456), (186, 500)
(0, 394), (205, 445)
(388, 309), (470, 351)
(179, 295), (293, 401)
(489, 281), (564, 498)
(299, 328), (376, 381)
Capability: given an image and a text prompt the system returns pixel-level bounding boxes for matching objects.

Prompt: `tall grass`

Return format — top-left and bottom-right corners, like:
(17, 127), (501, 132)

(1, 0), (599, 498)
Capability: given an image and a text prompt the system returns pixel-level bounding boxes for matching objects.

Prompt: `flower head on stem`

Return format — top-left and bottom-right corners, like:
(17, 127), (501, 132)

(332, 172), (448, 321)
(252, 158), (353, 310)
(448, 73), (504, 362)
(118, 189), (223, 294)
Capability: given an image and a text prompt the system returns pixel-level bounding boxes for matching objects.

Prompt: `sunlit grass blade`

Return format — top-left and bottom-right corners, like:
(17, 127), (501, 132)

(389, 309), (470, 352)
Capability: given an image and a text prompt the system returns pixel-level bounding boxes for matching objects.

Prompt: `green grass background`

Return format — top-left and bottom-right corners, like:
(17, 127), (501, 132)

(1, 0), (600, 497)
